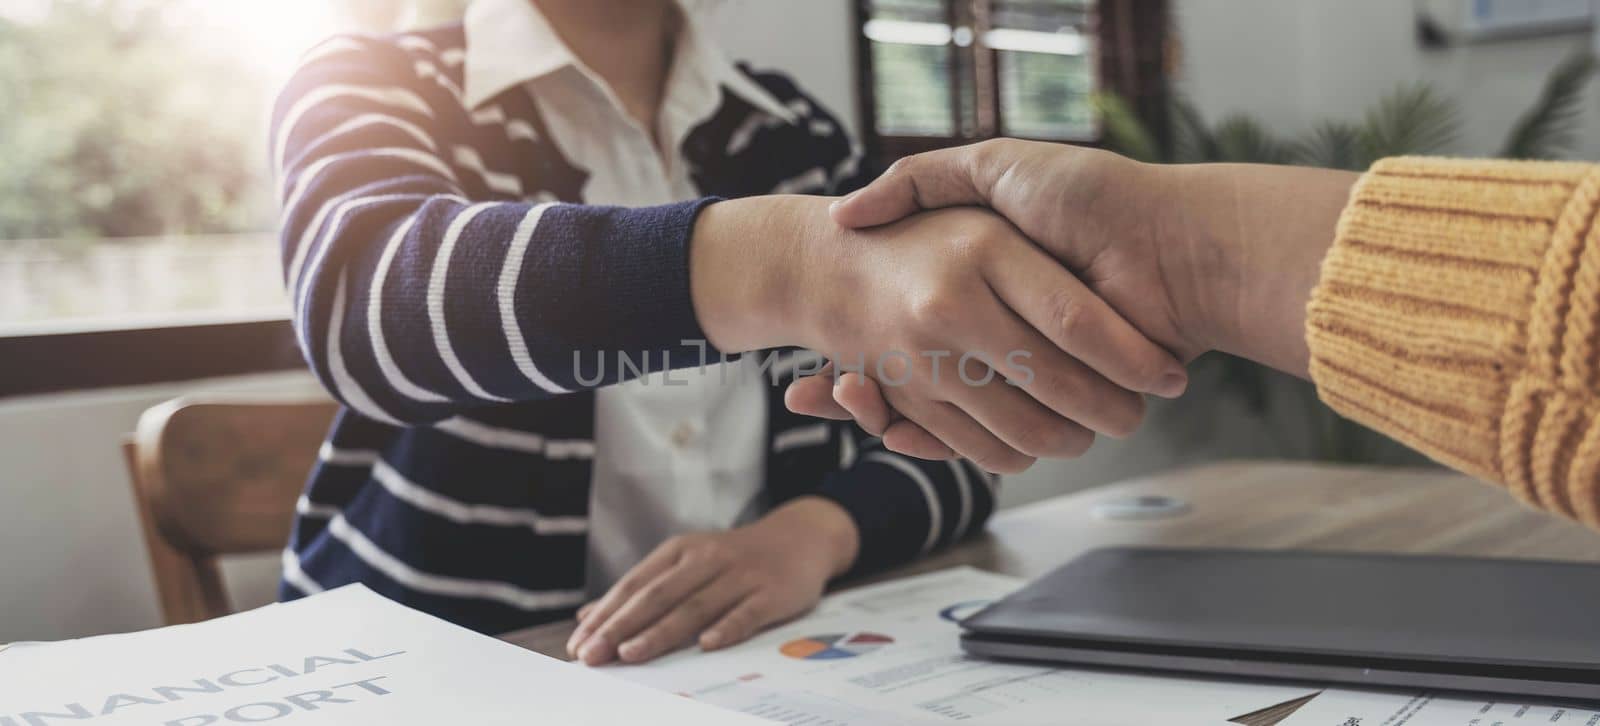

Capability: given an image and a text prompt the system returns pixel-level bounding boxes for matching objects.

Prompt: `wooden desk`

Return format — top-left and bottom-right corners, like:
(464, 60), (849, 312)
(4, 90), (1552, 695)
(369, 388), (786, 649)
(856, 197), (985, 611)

(501, 460), (1600, 725)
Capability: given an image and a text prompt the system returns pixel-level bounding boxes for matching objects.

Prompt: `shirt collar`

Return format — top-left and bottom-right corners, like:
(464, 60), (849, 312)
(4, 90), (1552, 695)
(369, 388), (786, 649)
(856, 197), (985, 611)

(461, 0), (797, 124)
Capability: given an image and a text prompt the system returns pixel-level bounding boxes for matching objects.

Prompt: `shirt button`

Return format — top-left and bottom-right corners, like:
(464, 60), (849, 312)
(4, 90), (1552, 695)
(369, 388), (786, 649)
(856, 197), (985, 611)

(670, 421), (696, 449)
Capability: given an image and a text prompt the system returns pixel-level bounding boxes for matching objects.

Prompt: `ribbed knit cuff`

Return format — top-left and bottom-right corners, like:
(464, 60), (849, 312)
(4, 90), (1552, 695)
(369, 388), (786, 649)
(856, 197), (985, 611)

(1306, 156), (1600, 522)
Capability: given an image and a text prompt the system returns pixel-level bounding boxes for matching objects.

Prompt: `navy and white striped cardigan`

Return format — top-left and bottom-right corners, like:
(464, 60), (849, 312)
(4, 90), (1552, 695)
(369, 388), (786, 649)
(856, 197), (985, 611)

(272, 25), (995, 635)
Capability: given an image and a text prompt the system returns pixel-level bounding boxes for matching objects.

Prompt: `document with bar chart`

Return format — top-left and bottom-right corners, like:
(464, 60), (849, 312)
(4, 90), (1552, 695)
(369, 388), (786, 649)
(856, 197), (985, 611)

(603, 567), (1314, 725)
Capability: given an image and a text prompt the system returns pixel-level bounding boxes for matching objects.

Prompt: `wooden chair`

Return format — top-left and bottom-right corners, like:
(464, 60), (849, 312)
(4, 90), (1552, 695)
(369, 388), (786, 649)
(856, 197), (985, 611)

(122, 395), (337, 625)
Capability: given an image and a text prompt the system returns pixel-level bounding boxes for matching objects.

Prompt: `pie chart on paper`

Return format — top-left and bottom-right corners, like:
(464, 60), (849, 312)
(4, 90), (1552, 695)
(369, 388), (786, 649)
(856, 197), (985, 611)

(779, 632), (894, 660)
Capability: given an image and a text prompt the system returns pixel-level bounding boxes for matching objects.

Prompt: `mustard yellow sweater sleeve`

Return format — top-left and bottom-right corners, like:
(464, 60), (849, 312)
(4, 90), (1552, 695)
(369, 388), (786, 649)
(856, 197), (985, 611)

(1307, 156), (1600, 524)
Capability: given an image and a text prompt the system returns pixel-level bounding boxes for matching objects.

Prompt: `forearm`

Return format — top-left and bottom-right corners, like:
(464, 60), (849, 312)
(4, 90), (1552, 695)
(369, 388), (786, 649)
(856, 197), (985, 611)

(1166, 156), (1600, 517)
(1154, 163), (1359, 377)
(285, 196), (722, 423)
(688, 195), (818, 353)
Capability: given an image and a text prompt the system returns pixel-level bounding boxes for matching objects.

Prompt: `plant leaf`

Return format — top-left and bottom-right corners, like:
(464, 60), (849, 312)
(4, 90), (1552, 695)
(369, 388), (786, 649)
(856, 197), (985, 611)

(1170, 95), (1219, 163)
(1091, 92), (1163, 163)
(1359, 83), (1460, 160)
(1211, 115), (1294, 164)
(1292, 121), (1367, 170)
(1500, 50), (1597, 159)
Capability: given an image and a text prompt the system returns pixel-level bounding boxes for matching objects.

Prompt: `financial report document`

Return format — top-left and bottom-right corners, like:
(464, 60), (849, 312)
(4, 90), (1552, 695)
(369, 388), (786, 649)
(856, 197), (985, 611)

(605, 567), (1317, 725)
(0, 585), (760, 726)
(1280, 688), (1600, 726)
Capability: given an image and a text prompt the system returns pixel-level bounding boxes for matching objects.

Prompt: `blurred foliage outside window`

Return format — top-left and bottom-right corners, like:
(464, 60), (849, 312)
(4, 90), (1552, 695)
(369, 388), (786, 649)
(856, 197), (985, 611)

(992, 0), (1093, 139)
(866, 0), (957, 136)
(864, 0), (1095, 142)
(0, 0), (465, 332)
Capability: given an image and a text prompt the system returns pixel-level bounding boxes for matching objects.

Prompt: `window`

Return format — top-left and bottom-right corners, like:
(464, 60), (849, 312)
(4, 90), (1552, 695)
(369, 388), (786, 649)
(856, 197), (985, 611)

(0, 0), (465, 395)
(855, 0), (1169, 162)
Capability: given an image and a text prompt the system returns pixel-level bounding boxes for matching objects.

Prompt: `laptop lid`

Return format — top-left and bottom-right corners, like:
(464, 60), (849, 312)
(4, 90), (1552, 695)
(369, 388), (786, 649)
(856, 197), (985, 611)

(959, 548), (1600, 699)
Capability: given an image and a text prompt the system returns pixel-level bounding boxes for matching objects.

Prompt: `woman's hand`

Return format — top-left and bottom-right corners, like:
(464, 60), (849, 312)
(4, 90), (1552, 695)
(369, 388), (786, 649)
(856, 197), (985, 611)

(689, 195), (1189, 474)
(565, 497), (858, 666)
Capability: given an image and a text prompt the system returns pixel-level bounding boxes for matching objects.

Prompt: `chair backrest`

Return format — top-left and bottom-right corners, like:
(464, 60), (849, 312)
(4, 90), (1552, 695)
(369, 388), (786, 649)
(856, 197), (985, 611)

(123, 395), (337, 625)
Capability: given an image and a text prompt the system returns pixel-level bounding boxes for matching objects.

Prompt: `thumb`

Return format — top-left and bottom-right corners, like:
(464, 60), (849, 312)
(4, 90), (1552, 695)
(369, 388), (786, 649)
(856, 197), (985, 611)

(830, 145), (989, 229)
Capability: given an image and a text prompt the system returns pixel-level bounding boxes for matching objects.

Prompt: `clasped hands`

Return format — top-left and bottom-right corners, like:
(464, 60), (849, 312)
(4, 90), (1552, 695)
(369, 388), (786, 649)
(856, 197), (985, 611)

(693, 140), (1220, 475)
(780, 139), (1354, 468)
(785, 140), (1196, 468)
(569, 140), (1355, 667)
(690, 138), (1320, 471)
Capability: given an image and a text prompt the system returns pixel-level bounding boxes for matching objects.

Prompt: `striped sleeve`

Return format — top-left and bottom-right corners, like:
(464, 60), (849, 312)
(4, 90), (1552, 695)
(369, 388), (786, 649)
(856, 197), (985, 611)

(272, 36), (719, 425)
(814, 428), (997, 576)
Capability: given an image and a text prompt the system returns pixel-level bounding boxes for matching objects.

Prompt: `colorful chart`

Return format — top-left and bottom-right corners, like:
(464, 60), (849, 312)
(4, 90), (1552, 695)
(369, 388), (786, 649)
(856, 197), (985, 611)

(778, 632), (894, 660)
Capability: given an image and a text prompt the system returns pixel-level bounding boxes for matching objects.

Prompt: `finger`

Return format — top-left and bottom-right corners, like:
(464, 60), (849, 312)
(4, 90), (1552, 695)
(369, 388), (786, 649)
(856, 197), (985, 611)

(790, 368), (953, 458)
(701, 594), (783, 651)
(618, 573), (754, 663)
(566, 541), (685, 658)
(785, 365), (852, 420)
(828, 372), (955, 459)
(833, 372), (893, 436)
(884, 388), (1035, 474)
(945, 366), (1100, 457)
(882, 419), (956, 460)
(984, 241), (1188, 398)
(957, 315), (1147, 440)
(831, 145), (991, 228)
(578, 557), (725, 666)
(577, 601), (596, 621)
(808, 370), (956, 459)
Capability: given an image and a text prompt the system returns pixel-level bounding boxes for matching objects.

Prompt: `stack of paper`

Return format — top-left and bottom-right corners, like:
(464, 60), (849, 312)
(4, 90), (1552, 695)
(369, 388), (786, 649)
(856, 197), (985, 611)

(0, 585), (761, 726)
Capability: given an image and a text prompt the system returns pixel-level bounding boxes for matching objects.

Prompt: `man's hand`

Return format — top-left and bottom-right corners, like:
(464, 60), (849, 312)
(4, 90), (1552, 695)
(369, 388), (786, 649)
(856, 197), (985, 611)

(691, 195), (1190, 474)
(828, 141), (1207, 359)
(826, 139), (1359, 373)
(565, 497), (857, 666)
(788, 140), (1359, 457)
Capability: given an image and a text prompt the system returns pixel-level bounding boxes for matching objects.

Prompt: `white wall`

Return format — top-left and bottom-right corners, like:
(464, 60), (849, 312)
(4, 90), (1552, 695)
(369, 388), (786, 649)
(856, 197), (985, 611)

(706, 0), (860, 135)
(1177, 0), (1600, 160)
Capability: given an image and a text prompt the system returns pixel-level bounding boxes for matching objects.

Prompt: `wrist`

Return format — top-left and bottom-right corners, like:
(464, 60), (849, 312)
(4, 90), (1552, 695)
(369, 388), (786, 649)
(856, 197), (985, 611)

(689, 196), (827, 353)
(1032, 148), (1222, 362)
(1145, 162), (1250, 359)
(759, 496), (860, 579)
(1151, 163), (1356, 375)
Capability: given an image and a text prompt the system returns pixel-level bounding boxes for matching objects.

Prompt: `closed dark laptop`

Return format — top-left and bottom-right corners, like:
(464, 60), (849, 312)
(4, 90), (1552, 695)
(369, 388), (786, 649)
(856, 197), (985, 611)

(960, 548), (1600, 700)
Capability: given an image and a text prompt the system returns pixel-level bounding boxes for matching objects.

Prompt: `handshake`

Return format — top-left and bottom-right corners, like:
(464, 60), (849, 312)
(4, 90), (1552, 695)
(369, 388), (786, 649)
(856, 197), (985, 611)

(691, 139), (1360, 473)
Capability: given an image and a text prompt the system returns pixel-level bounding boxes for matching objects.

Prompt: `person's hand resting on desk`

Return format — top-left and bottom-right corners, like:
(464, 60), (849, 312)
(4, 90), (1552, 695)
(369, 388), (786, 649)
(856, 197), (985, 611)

(786, 139), (1359, 458)
(566, 497), (857, 666)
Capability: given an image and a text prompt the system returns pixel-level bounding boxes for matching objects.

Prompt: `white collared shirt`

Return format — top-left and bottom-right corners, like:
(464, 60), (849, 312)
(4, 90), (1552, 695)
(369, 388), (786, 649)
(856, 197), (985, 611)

(463, 0), (791, 595)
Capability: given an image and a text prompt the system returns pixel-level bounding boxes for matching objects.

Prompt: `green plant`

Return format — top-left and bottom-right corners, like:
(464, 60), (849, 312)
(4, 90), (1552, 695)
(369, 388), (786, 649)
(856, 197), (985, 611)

(1094, 48), (1598, 463)
(1359, 83), (1461, 160)
(1502, 51), (1598, 159)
